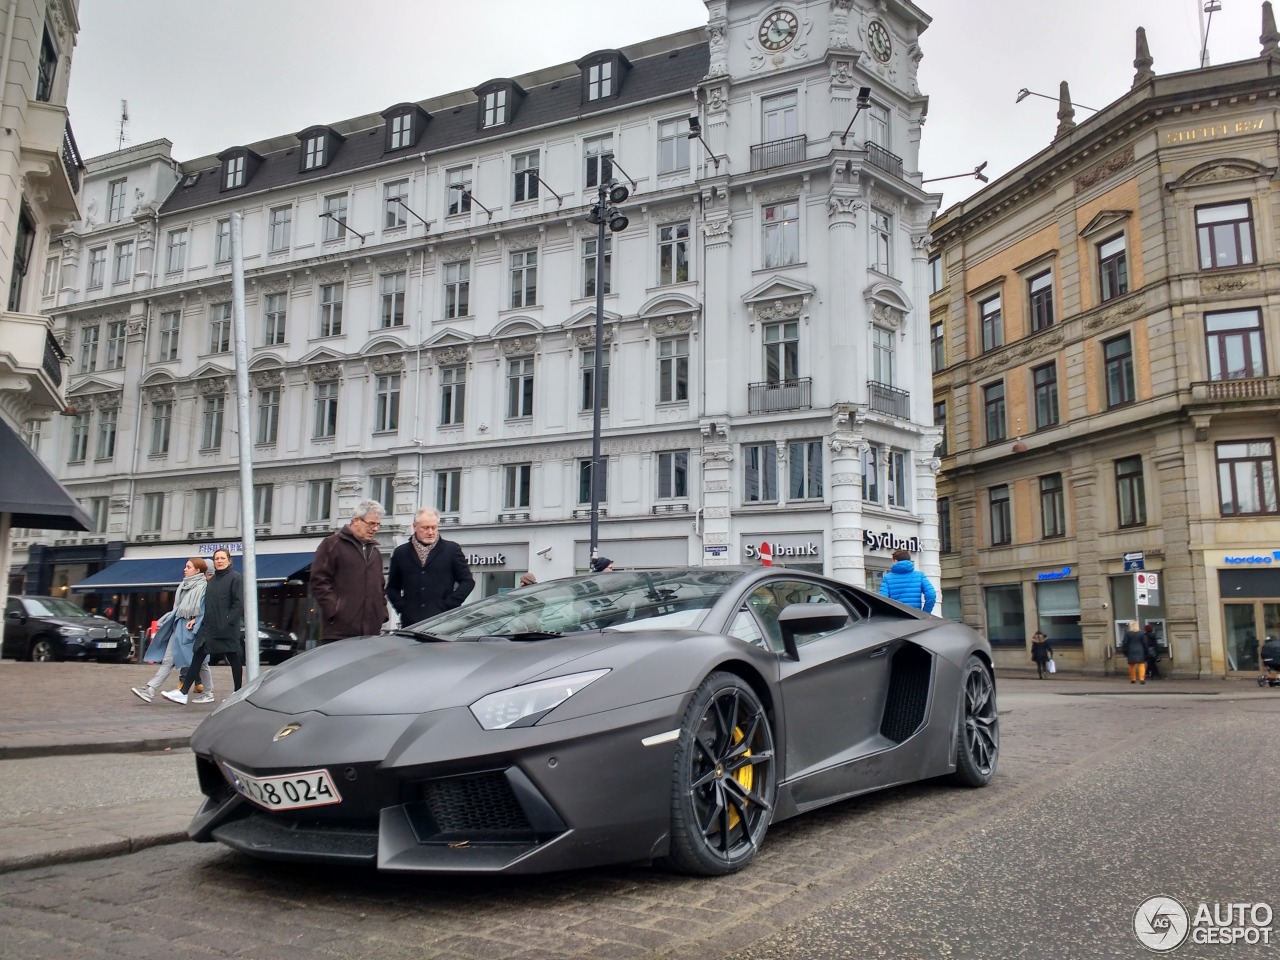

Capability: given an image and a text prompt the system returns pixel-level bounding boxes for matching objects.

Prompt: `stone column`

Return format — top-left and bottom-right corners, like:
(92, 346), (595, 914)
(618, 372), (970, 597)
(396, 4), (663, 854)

(828, 412), (867, 586)
(700, 421), (733, 566)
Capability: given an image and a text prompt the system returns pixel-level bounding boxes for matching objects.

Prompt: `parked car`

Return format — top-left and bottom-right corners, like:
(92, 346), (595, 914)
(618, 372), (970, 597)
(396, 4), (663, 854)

(204, 625), (301, 667)
(3, 595), (133, 662)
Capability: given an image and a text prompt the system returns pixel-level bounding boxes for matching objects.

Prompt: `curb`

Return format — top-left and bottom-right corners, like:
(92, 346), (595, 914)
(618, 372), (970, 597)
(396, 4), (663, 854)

(0, 736), (192, 761)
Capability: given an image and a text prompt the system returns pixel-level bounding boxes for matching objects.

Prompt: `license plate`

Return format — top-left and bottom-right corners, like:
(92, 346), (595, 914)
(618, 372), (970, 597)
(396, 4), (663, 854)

(95, 642), (117, 649)
(223, 764), (342, 811)
(273, 643), (292, 651)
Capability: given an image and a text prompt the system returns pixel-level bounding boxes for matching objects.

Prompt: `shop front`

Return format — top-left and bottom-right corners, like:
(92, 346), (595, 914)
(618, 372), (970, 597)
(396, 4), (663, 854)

(1207, 549), (1280, 675)
(447, 541), (529, 599)
(861, 526), (924, 594)
(736, 532), (824, 575)
(574, 537), (690, 574)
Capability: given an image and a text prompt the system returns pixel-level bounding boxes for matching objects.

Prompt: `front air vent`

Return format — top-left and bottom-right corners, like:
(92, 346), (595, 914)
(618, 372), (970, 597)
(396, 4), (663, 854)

(879, 644), (933, 743)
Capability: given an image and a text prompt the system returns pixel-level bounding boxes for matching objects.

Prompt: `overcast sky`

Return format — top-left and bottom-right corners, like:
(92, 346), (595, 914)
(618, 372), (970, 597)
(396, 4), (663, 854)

(66, 0), (1265, 206)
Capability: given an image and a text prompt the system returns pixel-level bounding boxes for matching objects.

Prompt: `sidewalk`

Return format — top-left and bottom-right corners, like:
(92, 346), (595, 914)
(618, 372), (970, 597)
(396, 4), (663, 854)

(0, 660), (1271, 874)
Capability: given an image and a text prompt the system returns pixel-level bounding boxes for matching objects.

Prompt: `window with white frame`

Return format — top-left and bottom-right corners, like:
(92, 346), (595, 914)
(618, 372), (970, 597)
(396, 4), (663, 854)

(887, 449), (908, 507)
(788, 440), (823, 500)
(587, 61), (612, 100)
(79, 324), (99, 373)
(322, 194), (348, 241)
(763, 320), (799, 385)
(303, 135), (325, 170)
(762, 199), (799, 268)
(87, 247), (105, 288)
(313, 381), (338, 439)
(584, 134), (614, 188)
(374, 374), (400, 432)
(380, 272), (406, 328)
(194, 488), (217, 529)
(868, 102), (890, 148)
(256, 387), (279, 444)
(980, 293), (1003, 352)
(447, 167), (472, 215)
(483, 89), (508, 128)
(67, 411), (89, 462)
(580, 348), (609, 412)
(503, 463), (532, 509)
(42, 255), (59, 297)
(761, 91), (798, 141)
(319, 282), (343, 337)
(1098, 234), (1128, 302)
(658, 336), (689, 403)
(657, 117), (690, 174)
(658, 222), (690, 284)
(389, 112), (413, 148)
(929, 254), (943, 294)
(200, 394), (225, 450)
(436, 469), (461, 514)
(743, 443), (778, 503)
(370, 474), (394, 515)
(444, 261), (470, 318)
(582, 236), (611, 298)
(158, 310), (180, 361)
(263, 293), (287, 346)
(1216, 440), (1279, 516)
(82, 496), (107, 533)
(142, 492), (164, 532)
(209, 303), (231, 353)
(1103, 333), (1135, 407)
(1205, 308), (1266, 381)
(658, 451), (688, 499)
(872, 326), (894, 386)
(107, 179), (127, 222)
(506, 357), (534, 419)
(307, 479), (333, 522)
(513, 151), (539, 203)
(253, 484), (273, 525)
(223, 154), (245, 189)
(165, 229), (187, 273)
(21, 418), (40, 451)
(578, 458), (607, 504)
(95, 406), (117, 460)
(383, 180), (408, 229)
(1196, 201), (1255, 270)
(268, 206), (292, 252)
(214, 218), (231, 263)
(113, 240), (134, 283)
(149, 401), (171, 455)
(862, 445), (880, 503)
(870, 208), (892, 274)
(1028, 269), (1054, 331)
(510, 249), (537, 308)
(105, 320), (126, 370)
(439, 365), (465, 426)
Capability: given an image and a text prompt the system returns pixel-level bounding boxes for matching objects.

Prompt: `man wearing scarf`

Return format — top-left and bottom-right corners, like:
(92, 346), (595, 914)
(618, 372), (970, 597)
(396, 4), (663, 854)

(386, 508), (474, 626)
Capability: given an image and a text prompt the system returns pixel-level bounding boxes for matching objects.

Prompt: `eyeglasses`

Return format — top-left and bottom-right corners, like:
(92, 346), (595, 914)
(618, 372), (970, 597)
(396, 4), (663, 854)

(359, 517), (381, 529)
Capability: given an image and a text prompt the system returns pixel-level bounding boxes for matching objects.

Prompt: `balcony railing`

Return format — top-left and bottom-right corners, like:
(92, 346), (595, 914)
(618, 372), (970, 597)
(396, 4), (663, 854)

(751, 134), (807, 172)
(42, 329), (65, 388)
(867, 380), (910, 419)
(864, 140), (903, 179)
(652, 502), (689, 514)
(1192, 375), (1280, 402)
(61, 121), (83, 194)
(572, 507), (607, 520)
(749, 377), (812, 414)
(498, 511), (531, 523)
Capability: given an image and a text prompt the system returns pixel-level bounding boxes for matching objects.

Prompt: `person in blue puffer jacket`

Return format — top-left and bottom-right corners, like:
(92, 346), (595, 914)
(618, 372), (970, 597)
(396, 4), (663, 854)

(878, 548), (937, 613)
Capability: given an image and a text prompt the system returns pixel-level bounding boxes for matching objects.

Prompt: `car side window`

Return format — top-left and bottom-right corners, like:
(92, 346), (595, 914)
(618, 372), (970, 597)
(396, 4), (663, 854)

(728, 609), (768, 649)
(4, 599), (18, 617)
(757, 580), (853, 648)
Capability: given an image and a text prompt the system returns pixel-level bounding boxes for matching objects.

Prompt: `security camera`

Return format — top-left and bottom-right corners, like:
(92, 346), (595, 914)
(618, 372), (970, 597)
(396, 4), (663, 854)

(536, 546), (552, 559)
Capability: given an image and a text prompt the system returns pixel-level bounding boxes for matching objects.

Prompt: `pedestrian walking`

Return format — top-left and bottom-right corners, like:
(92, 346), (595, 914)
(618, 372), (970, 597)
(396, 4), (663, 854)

(1030, 630), (1054, 680)
(590, 556), (614, 573)
(163, 548), (244, 704)
(386, 508), (475, 625)
(130, 558), (214, 704)
(1122, 619), (1153, 685)
(1143, 622), (1162, 679)
(311, 499), (389, 643)
(877, 549), (937, 613)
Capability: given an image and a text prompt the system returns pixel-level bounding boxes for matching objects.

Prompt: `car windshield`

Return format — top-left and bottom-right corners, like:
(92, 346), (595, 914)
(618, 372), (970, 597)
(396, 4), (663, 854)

(22, 597), (94, 618)
(405, 568), (745, 638)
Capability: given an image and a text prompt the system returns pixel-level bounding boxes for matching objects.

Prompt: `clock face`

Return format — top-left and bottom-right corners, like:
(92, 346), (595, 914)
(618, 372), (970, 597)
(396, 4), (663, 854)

(868, 20), (892, 62)
(758, 9), (799, 52)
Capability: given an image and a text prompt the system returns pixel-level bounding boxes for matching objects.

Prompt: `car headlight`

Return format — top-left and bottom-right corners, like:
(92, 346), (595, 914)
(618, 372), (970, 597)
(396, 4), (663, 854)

(59, 626), (88, 636)
(211, 670), (268, 715)
(469, 669), (609, 730)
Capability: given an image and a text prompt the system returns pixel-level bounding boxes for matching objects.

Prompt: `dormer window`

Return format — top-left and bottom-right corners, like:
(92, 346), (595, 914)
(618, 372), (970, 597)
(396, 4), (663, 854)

(474, 80), (525, 131)
(577, 51), (629, 105)
(380, 104), (429, 152)
(484, 90), (507, 128)
(217, 147), (262, 192)
(296, 126), (345, 173)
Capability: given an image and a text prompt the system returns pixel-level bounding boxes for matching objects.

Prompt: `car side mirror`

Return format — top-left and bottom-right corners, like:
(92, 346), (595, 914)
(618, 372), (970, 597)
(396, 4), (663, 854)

(776, 602), (850, 660)
(6, 611), (24, 623)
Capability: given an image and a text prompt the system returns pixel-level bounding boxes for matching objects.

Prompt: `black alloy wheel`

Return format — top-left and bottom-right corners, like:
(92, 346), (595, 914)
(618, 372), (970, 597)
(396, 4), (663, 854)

(30, 638), (59, 662)
(952, 655), (999, 787)
(662, 671), (776, 875)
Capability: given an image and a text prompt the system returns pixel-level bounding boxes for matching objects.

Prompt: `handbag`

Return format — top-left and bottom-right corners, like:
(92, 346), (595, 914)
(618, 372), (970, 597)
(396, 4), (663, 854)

(1047, 659), (1056, 674)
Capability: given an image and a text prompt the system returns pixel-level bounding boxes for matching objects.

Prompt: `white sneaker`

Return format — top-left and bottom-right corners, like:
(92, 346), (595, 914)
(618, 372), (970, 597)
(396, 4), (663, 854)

(191, 692), (216, 704)
(161, 689), (188, 705)
(131, 686), (154, 704)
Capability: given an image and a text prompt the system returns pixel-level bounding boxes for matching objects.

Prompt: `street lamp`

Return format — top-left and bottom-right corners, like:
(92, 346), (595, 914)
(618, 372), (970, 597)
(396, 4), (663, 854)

(921, 161), (989, 185)
(1015, 88), (1098, 112)
(839, 86), (873, 146)
(585, 178), (629, 566)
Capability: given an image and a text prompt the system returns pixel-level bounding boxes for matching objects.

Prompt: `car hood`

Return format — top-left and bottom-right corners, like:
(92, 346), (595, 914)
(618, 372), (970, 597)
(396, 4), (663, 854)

(42, 616), (121, 631)
(247, 632), (626, 717)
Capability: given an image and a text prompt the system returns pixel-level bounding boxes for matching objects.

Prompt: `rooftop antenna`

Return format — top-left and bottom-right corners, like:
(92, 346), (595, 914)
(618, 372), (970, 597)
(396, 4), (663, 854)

(116, 99), (129, 151)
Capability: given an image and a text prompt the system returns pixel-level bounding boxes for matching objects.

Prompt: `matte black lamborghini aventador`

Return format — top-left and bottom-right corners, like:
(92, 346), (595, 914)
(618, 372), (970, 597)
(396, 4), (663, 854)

(186, 566), (998, 876)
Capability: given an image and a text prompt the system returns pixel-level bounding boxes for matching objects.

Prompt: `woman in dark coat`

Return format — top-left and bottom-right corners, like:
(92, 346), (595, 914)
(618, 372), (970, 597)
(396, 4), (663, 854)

(1122, 619), (1153, 685)
(1030, 631), (1054, 680)
(164, 548), (244, 704)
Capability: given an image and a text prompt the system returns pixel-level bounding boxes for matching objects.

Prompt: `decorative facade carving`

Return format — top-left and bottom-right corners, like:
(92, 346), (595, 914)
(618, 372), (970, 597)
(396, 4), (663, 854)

(970, 329), (1068, 377)
(309, 362), (342, 382)
(871, 303), (904, 330)
(1200, 273), (1260, 294)
(369, 353), (405, 374)
(755, 299), (804, 322)
(147, 384), (175, 402)
(702, 218), (732, 239)
(500, 336), (538, 357)
(434, 345), (470, 365)
(439, 244), (472, 264)
(1075, 145), (1136, 191)
(651, 316), (694, 335)
(827, 195), (862, 220)
(252, 369), (283, 388)
(197, 377), (228, 396)
(503, 232), (541, 251)
(572, 327), (615, 348)
(95, 392), (122, 411)
(1082, 294), (1146, 333)
(335, 478), (362, 494)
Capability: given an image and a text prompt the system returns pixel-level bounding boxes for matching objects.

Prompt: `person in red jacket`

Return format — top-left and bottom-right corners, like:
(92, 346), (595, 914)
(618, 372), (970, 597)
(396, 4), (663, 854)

(309, 500), (388, 644)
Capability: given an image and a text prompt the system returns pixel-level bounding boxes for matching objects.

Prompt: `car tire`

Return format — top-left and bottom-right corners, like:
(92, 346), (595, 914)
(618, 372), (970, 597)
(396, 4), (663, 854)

(952, 655), (999, 787)
(30, 638), (59, 662)
(661, 671), (776, 876)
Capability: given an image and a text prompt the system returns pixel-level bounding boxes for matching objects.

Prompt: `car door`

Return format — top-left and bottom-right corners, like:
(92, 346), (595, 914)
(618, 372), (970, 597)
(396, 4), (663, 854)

(4, 598), (31, 659)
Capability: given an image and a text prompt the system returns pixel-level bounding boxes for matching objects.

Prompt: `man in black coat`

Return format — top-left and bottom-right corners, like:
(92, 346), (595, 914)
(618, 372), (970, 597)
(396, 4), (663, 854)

(386, 508), (475, 626)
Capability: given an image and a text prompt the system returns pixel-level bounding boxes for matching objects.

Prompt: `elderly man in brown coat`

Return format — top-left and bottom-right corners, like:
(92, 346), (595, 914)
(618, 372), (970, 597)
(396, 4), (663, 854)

(310, 499), (388, 644)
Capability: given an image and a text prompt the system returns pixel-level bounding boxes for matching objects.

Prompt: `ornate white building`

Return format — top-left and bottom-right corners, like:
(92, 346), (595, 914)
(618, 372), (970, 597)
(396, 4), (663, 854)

(16, 0), (943, 632)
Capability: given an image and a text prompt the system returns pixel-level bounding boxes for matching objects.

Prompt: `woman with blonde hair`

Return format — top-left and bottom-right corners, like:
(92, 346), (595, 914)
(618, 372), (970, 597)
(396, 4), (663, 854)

(1122, 619), (1153, 685)
(131, 558), (214, 704)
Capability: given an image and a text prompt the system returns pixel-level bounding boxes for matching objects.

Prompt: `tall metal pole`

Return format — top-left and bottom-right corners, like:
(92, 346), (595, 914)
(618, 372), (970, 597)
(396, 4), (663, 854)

(588, 181), (606, 565)
(229, 212), (260, 678)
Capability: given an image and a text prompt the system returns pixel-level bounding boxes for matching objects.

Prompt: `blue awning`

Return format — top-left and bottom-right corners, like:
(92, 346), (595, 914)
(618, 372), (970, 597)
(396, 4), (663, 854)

(71, 552), (313, 592)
